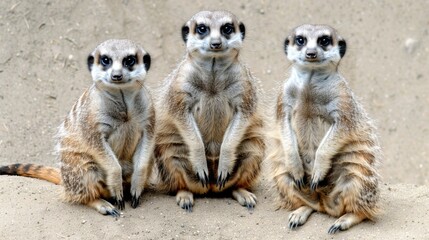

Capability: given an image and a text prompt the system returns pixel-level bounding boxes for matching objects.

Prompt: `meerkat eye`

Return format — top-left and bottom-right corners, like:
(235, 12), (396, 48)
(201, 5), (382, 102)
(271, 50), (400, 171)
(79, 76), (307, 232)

(196, 24), (209, 35)
(318, 36), (332, 47)
(123, 55), (136, 68)
(100, 55), (111, 67)
(221, 23), (234, 35)
(295, 36), (306, 46)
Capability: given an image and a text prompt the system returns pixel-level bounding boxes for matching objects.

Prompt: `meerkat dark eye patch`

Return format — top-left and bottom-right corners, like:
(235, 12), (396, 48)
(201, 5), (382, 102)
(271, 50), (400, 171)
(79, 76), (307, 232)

(181, 25), (190, 42)
(123, 55), (137, 70)
(338, 40), (347, 58)
(100, 55), (112, 69)
(295, 36), (306, 47)
(195, 24), (209, 36)
(284, 38), (290, 55)
(221, 23), (235, 36)
(318, 35), (332, 47)
(87, 55), (94, 71)
(239, 23), (245, 40)
(143, 54), (151, 71)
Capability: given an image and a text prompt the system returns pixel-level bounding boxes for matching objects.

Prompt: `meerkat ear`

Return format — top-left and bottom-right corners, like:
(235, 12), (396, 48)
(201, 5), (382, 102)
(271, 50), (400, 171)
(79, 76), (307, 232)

(181, 25), (190, 43)
(87, 54), (94, 72)
(143, 53), (151, 71)
(239, 23), (245, 40)
(338, 39), (347, 58)
(284, 37), (290, 56)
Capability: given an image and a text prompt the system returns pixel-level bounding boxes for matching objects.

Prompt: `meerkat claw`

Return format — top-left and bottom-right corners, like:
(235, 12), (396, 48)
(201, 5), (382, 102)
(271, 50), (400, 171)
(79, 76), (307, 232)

(131, 194), (141, 209)
(112, 198), (125, 210)
(196, 171), (209, 188)
(288, 221), (299, 229)
(328, 225), (342, 234)
(246, 202), (255, 211)
(183, 203), (193, 212)
(294, 177), (305, 190)
(216, 172), (230, 189)
(310, 181), (318, 192)
(106, 208), (121, 218)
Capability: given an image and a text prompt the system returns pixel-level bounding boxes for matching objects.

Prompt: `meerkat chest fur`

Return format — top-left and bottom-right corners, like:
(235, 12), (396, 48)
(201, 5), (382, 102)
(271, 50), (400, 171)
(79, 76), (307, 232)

(185, 60), (243, 144)
(287, 71), (339, 167)
(94, 87), (147, 160)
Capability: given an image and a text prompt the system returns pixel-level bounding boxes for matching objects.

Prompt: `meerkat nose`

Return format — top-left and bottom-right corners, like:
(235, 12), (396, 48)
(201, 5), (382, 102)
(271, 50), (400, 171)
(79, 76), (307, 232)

(111, 74), (123, 81)
(210, 41), (222, 50)
(305, 49), (318, 59)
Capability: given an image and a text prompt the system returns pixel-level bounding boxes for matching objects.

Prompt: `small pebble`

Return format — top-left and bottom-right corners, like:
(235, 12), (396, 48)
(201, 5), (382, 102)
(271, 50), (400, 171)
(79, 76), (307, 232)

(404, 38), (418, 54)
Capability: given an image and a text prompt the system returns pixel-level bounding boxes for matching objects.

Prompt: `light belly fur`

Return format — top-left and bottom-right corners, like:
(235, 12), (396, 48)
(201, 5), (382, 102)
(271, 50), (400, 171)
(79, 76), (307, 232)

(108, 122), (142, 161)
(193, 95), (233, 156)
(293, 114), (330, 174)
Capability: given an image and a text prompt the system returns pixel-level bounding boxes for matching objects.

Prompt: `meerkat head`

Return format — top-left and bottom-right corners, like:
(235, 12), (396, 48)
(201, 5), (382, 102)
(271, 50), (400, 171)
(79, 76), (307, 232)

(87, 39), (151, 88)
(284, 24), (346, 70)
(181, 10), (245, 59)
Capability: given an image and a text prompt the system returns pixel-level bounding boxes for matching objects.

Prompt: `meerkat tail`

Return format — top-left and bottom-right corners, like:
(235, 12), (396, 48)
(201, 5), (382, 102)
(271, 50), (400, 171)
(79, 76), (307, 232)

(0, 163), (61, 185)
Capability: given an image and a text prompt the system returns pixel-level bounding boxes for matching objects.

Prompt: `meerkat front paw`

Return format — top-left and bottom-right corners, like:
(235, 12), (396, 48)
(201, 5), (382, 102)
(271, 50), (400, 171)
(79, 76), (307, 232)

(192, 154), (209, 187)
(216, 167), (231, 190)
(195, 166), (209, 188)
(310, 171), (323, 192)
(290, 166), (305, 190)
(310, 161), (329, 192)
(106, 169), (124, 210)
(310, 151), (332, 191)
(217, 154), (233, 189)
(232, 188), (257, 210)
(288, 152), (305, 190)
(111, 195), (125, 210)
(130, 183), (143, 209)
(130, 172), (148, 208)
(176, 190), (194, 212)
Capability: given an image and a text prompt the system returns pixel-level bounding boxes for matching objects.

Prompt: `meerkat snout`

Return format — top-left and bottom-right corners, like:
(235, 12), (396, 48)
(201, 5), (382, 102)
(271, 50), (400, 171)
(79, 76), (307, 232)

(210, 40), (222, 50)
(111, 74), (123, 81)
(305, 48), (318, 60)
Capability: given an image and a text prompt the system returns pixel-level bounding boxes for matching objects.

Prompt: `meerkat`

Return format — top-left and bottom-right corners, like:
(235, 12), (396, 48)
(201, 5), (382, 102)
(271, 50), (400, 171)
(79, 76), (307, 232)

(0, 39), (155, 217)
(154, 10), (265, 212)
(269, 24), (381, 233)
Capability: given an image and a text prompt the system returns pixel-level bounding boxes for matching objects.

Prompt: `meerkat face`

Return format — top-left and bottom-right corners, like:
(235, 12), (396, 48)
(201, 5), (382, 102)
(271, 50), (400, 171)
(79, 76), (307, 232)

(181, 11), (245, 58)
(87, 39), (151, 88)
(284, 24), (346, 69)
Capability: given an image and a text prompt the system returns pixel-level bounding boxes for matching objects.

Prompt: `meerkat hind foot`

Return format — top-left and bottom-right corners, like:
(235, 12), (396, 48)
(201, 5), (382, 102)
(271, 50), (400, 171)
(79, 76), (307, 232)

(288, 206), (314, 229)
(176, 190), (194, 212)
(88, 199), (120, 218)
(232, 188), (257, 211)
(328, 212), (366, 234)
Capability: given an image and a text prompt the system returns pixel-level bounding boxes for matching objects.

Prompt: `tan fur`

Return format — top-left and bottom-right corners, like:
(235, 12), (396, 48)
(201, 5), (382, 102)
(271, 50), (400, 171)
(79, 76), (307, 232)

(154, 11), (265, 211)
(268, 24), (381, 233)
(0, 39), (155, 216)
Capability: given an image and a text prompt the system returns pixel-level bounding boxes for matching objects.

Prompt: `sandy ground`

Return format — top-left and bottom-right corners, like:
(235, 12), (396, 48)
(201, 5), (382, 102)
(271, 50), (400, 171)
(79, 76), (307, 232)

(0, 0), (428, 239)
